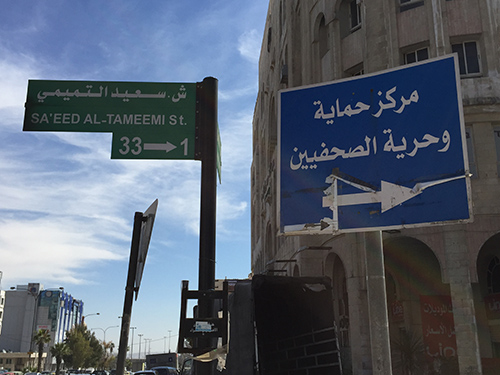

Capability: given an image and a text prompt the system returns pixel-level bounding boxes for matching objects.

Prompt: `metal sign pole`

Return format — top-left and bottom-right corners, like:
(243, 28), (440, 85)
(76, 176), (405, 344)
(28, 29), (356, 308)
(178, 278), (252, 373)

(364, 231), (392, 375)
(116, 212), (143, 375)
(195, 77), (218, 375)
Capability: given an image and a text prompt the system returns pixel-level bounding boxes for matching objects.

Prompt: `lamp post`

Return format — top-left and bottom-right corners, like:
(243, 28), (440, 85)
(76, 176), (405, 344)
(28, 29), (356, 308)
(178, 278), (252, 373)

(144, 339), (151, 355)
(91, 325), (119, 342)
(168, 330), (172, 353)
(82, 312), (100, 325)
(138, 333), (143, 359)
(130, 326), (137, 359)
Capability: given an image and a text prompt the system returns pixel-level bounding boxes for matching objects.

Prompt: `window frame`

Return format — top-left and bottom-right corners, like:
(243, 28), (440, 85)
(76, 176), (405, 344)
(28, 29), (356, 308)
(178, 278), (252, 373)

(404, 47), (429, 65)
(493, 126), (500, 177)
(399, 0), (425, 12)
(451, 40), (482, 78)
(350, 0), (362, 32)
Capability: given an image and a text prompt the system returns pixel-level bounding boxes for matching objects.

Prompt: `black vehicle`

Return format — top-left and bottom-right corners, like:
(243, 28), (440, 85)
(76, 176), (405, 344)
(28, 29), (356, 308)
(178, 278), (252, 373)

(134, 371), (158, 375)
(149, 367), (178, 375)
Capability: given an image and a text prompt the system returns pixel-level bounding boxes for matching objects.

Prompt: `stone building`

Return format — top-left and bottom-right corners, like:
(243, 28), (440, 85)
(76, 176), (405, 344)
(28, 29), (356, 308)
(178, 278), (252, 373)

(251, 1), (500, 374)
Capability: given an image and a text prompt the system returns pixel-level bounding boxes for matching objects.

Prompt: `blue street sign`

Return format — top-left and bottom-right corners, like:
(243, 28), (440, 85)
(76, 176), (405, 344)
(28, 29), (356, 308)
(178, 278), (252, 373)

(278, 55), (472, 234)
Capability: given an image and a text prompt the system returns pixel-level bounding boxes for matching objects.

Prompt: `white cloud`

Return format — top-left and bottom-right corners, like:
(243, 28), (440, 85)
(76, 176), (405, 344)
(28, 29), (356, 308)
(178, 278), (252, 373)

(0, 50), (39, 127)
(238, 29), (262, 64)
(219, 111), (253, 178)
(0, 217), (123, 285)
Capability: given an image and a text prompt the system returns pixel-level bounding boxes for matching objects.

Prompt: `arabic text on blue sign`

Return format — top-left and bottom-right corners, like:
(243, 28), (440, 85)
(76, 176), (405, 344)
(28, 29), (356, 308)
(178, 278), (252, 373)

(278, 55), (471, 234)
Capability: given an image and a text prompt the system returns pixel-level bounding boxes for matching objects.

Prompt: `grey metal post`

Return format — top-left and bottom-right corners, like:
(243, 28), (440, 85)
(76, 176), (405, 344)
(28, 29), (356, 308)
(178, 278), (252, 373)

(195, 77), (218, 375)
(116, 212), (143, 375)
(364, 231), (393, 375)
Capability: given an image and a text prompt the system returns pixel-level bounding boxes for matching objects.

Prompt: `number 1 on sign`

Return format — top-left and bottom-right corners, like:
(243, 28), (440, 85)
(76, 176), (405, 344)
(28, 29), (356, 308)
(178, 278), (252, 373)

(181, 138), (188, 156)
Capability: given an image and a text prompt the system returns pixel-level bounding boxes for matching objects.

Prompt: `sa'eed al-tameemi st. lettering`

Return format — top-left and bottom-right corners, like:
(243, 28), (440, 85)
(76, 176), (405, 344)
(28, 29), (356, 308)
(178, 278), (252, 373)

(29, 112), (187, 126)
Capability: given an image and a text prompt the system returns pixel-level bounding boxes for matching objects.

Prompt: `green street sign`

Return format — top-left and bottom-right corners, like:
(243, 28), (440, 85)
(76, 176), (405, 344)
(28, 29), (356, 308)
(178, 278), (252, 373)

(23, 80), (196, 133)
(111, 125), (195, 160)
(23, 78), (221, 172)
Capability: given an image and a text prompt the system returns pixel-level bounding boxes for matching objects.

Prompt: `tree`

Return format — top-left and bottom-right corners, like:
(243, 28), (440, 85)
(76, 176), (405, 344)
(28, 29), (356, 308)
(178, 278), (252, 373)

(99, 341), (116, 370)
(33, 329), (51, 372)
(63, 324), (104, 369)
(50, 342), (70, 375)
(88, 333), (105, 368)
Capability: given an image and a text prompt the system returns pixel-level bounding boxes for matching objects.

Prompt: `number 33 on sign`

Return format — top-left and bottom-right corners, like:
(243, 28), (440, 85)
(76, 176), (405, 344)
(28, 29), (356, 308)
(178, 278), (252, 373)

(110, 125), (195, 160)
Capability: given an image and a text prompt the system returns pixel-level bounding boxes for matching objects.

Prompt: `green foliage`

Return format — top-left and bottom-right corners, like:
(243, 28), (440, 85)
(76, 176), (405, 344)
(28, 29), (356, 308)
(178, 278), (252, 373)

(125, 358), (132, 370)
(33, 329), (52, 372)
(50, 342), (70, 375)
(98, 341), (116, 370)
(63, 324), (105, 369)
(22, 365), (37, 373)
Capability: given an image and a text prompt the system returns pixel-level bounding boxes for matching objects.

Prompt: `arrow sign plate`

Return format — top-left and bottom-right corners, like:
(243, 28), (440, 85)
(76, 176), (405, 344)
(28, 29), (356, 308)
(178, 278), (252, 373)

(111, 125), (195, 160)
(278, 55), (472, 234)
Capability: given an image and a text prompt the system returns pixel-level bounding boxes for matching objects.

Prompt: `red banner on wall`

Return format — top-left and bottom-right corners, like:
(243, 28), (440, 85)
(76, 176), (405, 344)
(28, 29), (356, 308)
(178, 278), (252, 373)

(420, 295), (457, 359)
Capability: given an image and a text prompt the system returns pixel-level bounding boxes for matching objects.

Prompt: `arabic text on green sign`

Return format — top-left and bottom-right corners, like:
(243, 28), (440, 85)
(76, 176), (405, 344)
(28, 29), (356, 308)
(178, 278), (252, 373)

(23, 80), (196, 132)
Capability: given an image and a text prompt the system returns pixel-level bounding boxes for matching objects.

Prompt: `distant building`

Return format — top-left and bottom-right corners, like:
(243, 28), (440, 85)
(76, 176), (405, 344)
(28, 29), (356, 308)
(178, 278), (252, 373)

(0, 351), (45, 372)
(252, 1), (499, 375)
(0, 289), (5, 336)
(0, 283), (83, 370)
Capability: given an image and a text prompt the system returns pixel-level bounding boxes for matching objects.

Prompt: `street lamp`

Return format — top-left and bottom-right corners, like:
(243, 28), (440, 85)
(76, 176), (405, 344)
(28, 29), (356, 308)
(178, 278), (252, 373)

(82, 312), (100, 325)
(138, 334), (143, 359)
(144, 339), (152, 355)
(130, 326), (137, 359)
(91, 325), (119, 342)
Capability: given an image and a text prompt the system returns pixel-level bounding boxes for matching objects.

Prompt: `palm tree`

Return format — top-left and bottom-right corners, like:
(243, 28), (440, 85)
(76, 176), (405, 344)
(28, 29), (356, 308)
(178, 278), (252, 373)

(100, 341), (116, 369)
(33, 329), (51, 372)
(50, 342), (70, 375)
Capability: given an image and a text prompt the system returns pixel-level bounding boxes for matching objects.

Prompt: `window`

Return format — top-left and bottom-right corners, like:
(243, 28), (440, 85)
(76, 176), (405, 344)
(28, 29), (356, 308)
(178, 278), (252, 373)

(267, 27), (272, 53)
(339, 0), (361, 38)
(400, 0), (424, 11)
(350, 0), (361, 31)
(494, 126), (500, 176)
(465, 126), (478, 178)
(452, 41), (481, 76)
(346, 63), (364, 77)
(318, 15), (329, 58)
(404, 47), (429, 64)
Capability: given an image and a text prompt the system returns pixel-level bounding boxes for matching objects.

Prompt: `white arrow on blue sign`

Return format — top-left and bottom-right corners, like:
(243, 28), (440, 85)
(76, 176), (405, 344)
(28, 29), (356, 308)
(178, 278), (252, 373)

(278, 55), (472, 234)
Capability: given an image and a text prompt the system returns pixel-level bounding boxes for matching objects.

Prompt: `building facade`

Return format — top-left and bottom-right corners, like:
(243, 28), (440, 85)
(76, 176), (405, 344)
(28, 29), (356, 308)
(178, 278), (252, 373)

(251, 1), (500, 374)
(0, 283), (83, 371)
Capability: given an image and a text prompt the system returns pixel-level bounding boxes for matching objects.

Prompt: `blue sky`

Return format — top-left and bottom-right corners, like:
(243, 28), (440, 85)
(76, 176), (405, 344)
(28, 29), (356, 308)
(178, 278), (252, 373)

(0, 0), (267, 355)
